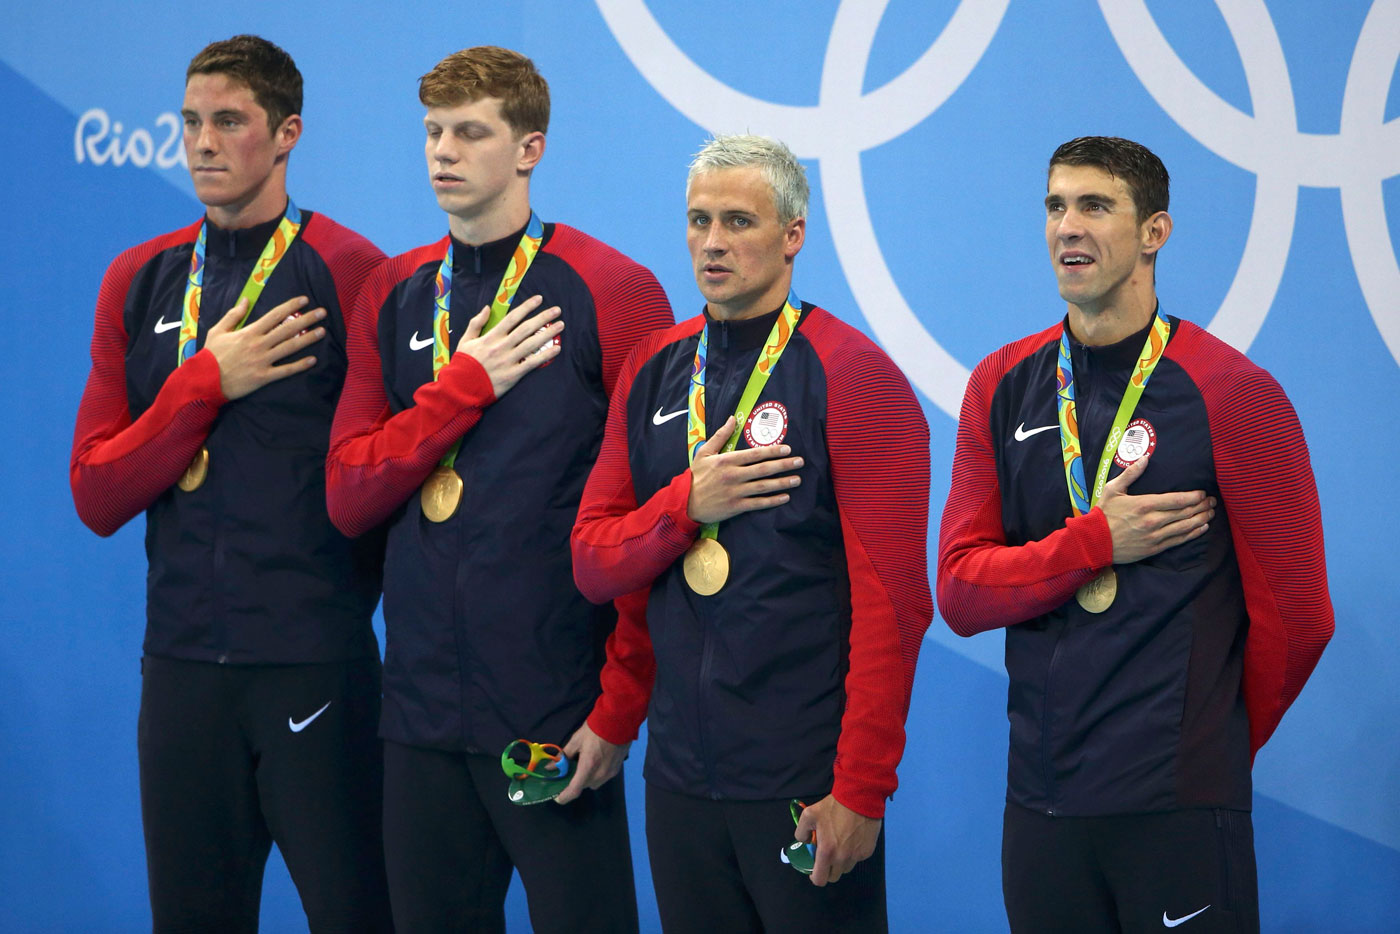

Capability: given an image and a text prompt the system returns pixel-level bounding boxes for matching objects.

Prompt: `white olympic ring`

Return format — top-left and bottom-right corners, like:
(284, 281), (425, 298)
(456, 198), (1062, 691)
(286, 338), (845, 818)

(1101, 0), (1400, 366)
(598, 0), (1400, 417)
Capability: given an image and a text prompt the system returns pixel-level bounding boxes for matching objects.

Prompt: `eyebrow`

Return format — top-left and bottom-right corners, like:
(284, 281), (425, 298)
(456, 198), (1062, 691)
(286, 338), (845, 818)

(687, 208), (758, 218)
(1045, 192), (1119, 208)
(425, 118), (493, 132)
(182, 108), (247, 120)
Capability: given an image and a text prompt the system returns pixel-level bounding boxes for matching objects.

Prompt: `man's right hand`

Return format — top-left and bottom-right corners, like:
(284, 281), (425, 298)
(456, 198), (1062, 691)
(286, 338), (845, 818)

(455, 294), (563, 398)
(687, 416), (804, 525)
(205, 296), (327, 401)
(1097, 452), (1216, 564)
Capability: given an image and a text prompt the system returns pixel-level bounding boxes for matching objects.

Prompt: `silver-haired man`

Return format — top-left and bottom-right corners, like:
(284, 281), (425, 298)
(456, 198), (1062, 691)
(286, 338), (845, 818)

(569, 134), (933, 931)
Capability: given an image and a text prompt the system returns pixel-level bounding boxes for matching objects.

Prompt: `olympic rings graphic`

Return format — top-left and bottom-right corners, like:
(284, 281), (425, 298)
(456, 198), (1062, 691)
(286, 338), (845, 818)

(598, 0), (1400, 417)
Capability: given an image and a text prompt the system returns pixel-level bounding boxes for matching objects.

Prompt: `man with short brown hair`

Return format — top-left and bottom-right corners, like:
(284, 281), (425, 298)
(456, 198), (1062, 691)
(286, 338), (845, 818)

(937, 136), (1333, 933)
(327, 46), (672, 932)
(71, 35), (391, 932)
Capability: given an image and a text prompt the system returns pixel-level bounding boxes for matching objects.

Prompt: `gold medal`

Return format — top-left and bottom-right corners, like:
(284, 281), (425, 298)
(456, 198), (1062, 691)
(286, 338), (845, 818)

(177, 446), (210, 492)
(683, 538), (730, 595)
(420, 465), (464, 523)
(1075, 567), (1117, 613)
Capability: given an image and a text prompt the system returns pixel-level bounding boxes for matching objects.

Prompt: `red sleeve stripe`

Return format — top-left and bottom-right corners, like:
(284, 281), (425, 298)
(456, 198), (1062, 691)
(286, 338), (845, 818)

(297, 213), (385, 332)
(577, 321), (707, 744)
(1168, 322), (1333, 754)
(937, 326), (1109, 634)
(326, 242), (495, 538)
(571, 319), (706, 604)
(802, 308), (932, 816)
(70, 222), (224, 537)
(544, 224), (674, 396)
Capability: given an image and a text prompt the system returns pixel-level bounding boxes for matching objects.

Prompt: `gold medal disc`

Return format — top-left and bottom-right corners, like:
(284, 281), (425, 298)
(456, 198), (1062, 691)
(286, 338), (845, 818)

(177, 446), (210, 492)
(1075, 567), (1118, 613)
(683, 538), (730, 595)
(420, 466), (464, 523)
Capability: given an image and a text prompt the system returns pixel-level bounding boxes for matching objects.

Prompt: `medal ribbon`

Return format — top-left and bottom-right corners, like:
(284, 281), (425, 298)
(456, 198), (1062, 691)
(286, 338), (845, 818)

(431, 212), (545, 469)
(178, 199), (302, 366)
(1056, 312), (1172, 516)
(687, 290), (802, 541)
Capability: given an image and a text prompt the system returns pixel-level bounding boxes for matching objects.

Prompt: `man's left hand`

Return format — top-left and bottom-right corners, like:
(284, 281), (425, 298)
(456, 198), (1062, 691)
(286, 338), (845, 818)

(554, 721), (629, 805)
(793, 795), (882, 886)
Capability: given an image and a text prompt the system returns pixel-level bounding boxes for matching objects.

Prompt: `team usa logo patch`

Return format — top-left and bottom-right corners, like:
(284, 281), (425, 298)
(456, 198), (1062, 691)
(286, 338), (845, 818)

(744, 401), (789, 447)
(528, 328), (562, 368)
(1114, 418), (1157, 468)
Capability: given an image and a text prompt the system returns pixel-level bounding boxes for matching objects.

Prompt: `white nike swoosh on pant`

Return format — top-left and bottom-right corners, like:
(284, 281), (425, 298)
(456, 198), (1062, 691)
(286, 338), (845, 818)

(1013, 422), (1058, 441)
(153, 316), (181, 334)
(409, 332), (433, 351)
(288, 701), (332, 733)
(653, 407), (687, 426)
(1163, 905), (1211, 927)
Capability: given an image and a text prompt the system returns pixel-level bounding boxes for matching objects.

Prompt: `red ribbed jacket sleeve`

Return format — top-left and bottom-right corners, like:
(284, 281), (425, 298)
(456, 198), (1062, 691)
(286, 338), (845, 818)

(936, 331), (1112, 634)
(805, 310), (933, 819)
(326, 245), (497, 538)
(1170, 322), (1333, 756)
(546, 224), (674, 397)
(572, 320), (706, 605)
(70, 224), (227, 537)
(574, 323), (704, 743)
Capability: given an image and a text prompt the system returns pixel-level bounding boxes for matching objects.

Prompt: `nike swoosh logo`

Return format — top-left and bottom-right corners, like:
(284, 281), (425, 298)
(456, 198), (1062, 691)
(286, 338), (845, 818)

(409, 331), (433, 351)
(1163, 905), (1211, 927)
(288, 701), (332, 733)
(153, 316), (181, 334)
(652, 407), (687, 426)
(1013, 422), (1058, 441)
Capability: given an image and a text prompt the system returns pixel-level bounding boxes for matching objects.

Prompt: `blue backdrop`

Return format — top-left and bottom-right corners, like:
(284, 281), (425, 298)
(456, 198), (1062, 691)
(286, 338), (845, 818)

(2, 1), (1397, 930)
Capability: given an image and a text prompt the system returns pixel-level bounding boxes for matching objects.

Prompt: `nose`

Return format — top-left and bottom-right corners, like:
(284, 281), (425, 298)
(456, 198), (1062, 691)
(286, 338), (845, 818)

(431, 134), (457, 164)
(1054, 207), (1085, 241)
(702, 223), (727, 255)
(193, 120), (217, 154)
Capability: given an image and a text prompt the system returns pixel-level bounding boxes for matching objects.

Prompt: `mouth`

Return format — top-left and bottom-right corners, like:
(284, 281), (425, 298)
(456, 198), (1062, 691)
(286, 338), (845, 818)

(1059, 252), (1094, 268)
(433, 172), (465, 187)
(702, 263), (730, 278)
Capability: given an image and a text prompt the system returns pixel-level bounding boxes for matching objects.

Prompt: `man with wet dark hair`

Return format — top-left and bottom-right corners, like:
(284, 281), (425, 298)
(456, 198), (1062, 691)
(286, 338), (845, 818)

(937, 136), (1332, 933)
(71, 35), (391, 932)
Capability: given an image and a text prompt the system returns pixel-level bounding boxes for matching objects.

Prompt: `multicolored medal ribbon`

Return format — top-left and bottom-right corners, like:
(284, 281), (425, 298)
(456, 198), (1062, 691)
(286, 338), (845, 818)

(780, 799), (817, 874)
(681, 291), (802, 595)
(175, 199), (302, 492)
(499, 738), (571, 805)
(419, 212), (545, 523)
(1056, 311), (1171, 612)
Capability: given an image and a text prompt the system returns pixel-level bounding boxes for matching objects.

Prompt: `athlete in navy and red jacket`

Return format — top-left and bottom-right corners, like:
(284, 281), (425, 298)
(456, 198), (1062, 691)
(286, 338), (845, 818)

(571, 135), (931, 933)
(937, 137), (1332, 933)
(69, 36), (391, 932)
(324, 48), (671, 933)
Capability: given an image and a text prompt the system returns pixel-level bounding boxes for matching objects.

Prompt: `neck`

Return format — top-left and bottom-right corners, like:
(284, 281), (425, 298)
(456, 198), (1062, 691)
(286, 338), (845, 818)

(448, 194), (531, 247)
(204, 177), (288, 230)
(1066, 293), (1157, 346)
(707, 273), (793, 322)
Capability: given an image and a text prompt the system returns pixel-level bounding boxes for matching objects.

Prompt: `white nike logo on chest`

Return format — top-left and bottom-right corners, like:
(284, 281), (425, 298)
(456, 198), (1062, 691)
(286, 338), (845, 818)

(153, 316), (181, 334)
(409, 331), (433, 351)
(653, 407), (687, 426)
(1013, 422), (1057, 441)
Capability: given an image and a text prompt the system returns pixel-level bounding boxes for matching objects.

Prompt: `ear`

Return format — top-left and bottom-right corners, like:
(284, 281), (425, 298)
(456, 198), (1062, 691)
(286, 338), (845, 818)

(1140, 210), (1172, 257)
(783, 216), (806, 260)
(274, 114), (302, 159)
(517, 130), (546, 173)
